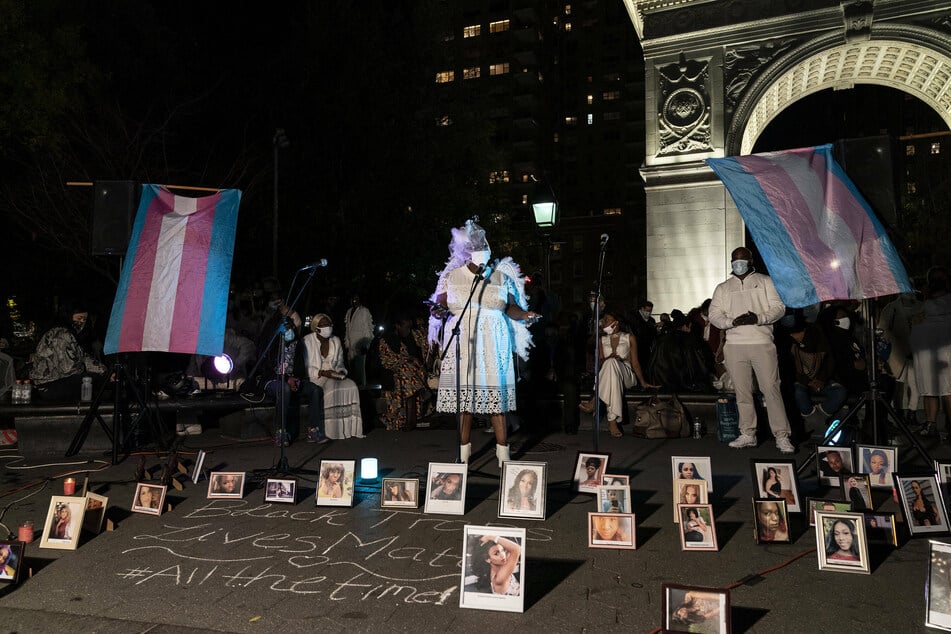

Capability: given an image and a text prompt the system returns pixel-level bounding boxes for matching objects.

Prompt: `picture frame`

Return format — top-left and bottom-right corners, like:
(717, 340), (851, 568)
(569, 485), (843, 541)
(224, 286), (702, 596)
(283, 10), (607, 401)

(662, 583), (730, 634)
(601, 473), (630, 487)
(132, 483), (167, 515)
(82, 492), (108, 535)
(927, 540), (951, 631)
(894, 474), (950, 536)
(424, 463), (467, 515)
(498, 461), (547, 520)
(459, 525), (526, 613)
(191, 449), (207, 484)
(863, 511), (898, 547)
(678, 503), (718, 551)
(588, 512), (636, 549)
(753, 498), (791, 543)
(806, 498), (851, 526)
(573, 452), (610, 494)
(670, 456), (713, 493)
(39, 495), (85, 551)
(673, 479), (708, 523)
(0, 540), (25, 584)
(857, 444), (897, 489)
(839, 474), (873, 512)
(749, 459), (801, 512)
(207, 472), (246, 499)
(816, 445), (854, 487)
(264, 478), (297, 504)
(596, 485), (632, 514)
(316, 460), (356, 507)
(814, 510), (871, 574)
(381, 478), (419, 508)
(935, 461), (951, 510)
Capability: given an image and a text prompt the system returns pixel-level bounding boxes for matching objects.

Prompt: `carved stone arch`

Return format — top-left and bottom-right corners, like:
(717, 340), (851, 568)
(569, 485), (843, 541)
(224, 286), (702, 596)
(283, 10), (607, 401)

(726, 24), (951, 157)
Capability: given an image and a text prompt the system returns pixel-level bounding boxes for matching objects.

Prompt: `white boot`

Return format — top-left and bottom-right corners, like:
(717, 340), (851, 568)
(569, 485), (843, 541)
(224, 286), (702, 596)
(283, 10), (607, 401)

(459, 443), (472, 464)
(496, 443), (510, 467)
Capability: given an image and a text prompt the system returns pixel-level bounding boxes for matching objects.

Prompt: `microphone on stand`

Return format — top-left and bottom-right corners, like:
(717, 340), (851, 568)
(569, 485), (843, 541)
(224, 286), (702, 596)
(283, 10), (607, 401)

(298, 259), (329, 271)
(481, 259), (499, 284)
(600, 234), (609, 249)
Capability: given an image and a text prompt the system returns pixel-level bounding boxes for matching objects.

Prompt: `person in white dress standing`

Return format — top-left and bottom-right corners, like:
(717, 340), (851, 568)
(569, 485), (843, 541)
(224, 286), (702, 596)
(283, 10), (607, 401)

(429, 218), (538, 466)
(910, 265), (951, 437)
(302, 313), (364, 440)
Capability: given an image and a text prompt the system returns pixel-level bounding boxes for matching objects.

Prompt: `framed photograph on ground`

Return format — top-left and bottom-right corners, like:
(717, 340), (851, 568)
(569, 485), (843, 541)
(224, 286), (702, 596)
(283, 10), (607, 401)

(678, 503), (718, 551)
(806, 498), (852, 526)
(424, 463), (467, 515)
(132, 483), (166, 515)
(39, 496), (85, 551)
(498, 461), (546, 520)
(816, 445), (854, 487)
(381, 478), (419, 508)
(0, 541), (25, 584)
(670, 456), (713, 493)
(863, 511), (898, 547)
(895, 474), (950, 536)
(460, 525), (526, 613)
(207, 472), (245, 499)
(927, 540), (951, 631)
(191, 450), (207, 484)
(596, 485), (631, 514)
(588, 512), (636, 549)
(82, 492), (108, 534)
(601, 473), (630, 487)
(840, 474), (873, 512)
(265, 478), (297, 504)
(662, 584), (730, 634)
(753, 499), (790, 543)
(749, 459), (801, 512)
(316, 460), (356, 507)
(814, 510), (870, 574)
(673, 479), (708, 523)
(857, 444), (897, 488)
(936, 461), (951, 509)
(573, 452), (610, 494)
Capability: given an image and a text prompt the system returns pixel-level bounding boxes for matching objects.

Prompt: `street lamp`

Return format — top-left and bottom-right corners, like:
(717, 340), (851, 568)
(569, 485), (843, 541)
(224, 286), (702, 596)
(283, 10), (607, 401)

(272, 128), (290, 278)
(530, 174), (559, 284)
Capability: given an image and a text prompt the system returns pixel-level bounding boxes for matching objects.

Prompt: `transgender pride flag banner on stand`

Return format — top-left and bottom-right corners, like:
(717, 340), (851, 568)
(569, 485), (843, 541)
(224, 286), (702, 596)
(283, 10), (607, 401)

(104, 184), (241, 356)
(706, 144), (912, 308)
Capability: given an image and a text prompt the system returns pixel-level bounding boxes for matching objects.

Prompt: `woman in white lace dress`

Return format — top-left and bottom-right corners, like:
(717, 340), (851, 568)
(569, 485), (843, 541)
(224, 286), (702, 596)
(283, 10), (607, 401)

(302, 314), (364, 439)
(430, 218), (538, 466)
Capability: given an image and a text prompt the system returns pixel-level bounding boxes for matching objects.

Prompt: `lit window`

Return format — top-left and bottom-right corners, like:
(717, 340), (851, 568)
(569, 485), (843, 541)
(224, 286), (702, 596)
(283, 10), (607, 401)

(565, 4), (571, 15)
(489, 20), (510, 33)
(932, 142), (941, 154)
(463, 66), (481, 79)
(564, 21), (571, 32)
(489, 63), (510, 76)
(463, 24), (481, 38)
(604, 112), (621, 121)
(553, 133), (559, 143)
(587, 113), (593, 125)
(435, 115), (452, 127)
(603, 90), (620, 101)
(906, 144), (916, 156)
(435, 71), (455, 83)
(521, 174), (530, 183)
(587, 94), (594, 105)
(604, 208), (622, 216)
(489, 170), (510, 184)
(565, 116), (578, 126)
(522, 194), (529, 205)
(907, 182), (917, 194)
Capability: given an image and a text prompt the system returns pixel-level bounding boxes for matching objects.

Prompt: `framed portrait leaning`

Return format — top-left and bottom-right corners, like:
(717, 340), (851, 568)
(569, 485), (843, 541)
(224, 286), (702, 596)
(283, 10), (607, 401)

(0, 541), (25, 585)
(749, 459), (801, 512)
(857, 444), (897, 489)
(816, 445), (855, 488)
(814, 511), (870, 574)
(131, 483), (166, 516)
(927, 540), (951, 631)
(673, 479), (708, 523)
(498, 461), (546, 520)
(82, 492), (108, 535)
(662, 584), (730, 634)
(459, 525), (526, 613)
(207, 472), (246, 499)
(39, 496), (85, 551)
(678, 504), (718, 552)
(573, 452), (610, 494)
(265, 478), (297, 504)
(424, 463), (467, 515)
(381, 478), (419, 509)
(596, 485), (632, 515)
(588, 512), (636, 550)
(753, 498), (791, 544)
(670, 456), (713, 493)
(895, 474), (950, 537)
(316, 460), (356, 507)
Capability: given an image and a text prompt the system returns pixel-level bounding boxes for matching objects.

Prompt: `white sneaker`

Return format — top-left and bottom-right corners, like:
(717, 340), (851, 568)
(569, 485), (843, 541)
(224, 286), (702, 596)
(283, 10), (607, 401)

(775, 436), (795, 454)
(175, 423), (187, 436)
(729, 434), (757, 449)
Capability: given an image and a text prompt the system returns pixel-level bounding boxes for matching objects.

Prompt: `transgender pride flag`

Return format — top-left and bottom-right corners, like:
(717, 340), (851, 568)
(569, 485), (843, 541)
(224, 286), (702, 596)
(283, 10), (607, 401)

(706, 144), (912, 308)
(104, 184), (241, 355)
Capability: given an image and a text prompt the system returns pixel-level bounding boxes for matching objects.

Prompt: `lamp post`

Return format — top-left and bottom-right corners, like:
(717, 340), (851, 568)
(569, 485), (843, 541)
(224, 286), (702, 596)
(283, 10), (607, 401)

(531, 174), (559, 285)
(272, 128), (290, 278)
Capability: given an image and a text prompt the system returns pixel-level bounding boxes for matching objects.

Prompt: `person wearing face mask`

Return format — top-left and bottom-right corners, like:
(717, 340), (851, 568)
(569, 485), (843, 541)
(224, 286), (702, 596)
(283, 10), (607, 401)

(428, 218), (538, 466)
(708, 247), (795, 454)
(818, 304), (867, 404)
(579, 310), (657, 437)
(302, 313), (363, 440)
(910, 265), (951, 437)
(29, 302), (109, 402)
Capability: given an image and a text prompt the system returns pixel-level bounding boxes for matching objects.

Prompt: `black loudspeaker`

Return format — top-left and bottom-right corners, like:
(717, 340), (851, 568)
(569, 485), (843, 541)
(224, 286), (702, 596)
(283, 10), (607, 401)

(833, 136), (899, 228)
(91, 180), (140, 256)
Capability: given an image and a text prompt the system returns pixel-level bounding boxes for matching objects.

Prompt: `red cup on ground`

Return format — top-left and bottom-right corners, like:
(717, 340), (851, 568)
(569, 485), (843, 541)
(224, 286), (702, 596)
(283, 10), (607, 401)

(19, 521), (34, 543)
(63, 478), (76, 495)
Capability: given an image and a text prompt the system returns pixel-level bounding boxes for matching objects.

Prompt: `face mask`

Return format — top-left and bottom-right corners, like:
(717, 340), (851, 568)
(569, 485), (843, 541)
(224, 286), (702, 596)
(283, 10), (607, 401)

(602, 323), (616, 335)
(470, 250), (491, 267)
(282, 326), (295, 342)
(72, 320), (86, 332)
(835, 318), (851, 331)
(640, 310), (652, 320)
(317, 326), (333, 338)
(731, 260), (750, 276)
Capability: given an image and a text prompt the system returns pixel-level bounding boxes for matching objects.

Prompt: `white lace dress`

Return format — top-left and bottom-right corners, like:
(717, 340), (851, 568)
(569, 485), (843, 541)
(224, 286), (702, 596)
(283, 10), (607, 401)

(302, 333), (364, 439)
(436, 265), (520, 414)
(597, 333), (636, 422)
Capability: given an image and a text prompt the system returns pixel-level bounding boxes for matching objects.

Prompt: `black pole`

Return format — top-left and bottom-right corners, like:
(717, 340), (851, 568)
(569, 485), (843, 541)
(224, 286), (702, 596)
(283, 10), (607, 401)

(591, 242), (608, 453)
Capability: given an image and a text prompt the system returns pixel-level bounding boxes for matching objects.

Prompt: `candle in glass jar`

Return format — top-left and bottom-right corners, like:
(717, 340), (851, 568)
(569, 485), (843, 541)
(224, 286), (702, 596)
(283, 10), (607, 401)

(63, 478), (76, 495)
(18, 520), (34, 543)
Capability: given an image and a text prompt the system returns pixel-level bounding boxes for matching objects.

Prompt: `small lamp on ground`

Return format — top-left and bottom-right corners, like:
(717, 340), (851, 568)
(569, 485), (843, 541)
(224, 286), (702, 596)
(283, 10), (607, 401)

(201, 354), (234, 391)
(360, 457), (379, 482)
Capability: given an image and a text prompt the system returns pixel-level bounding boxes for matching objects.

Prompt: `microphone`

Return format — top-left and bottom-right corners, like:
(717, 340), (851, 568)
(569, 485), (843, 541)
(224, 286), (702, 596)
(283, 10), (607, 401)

(299, 259), (329, 270)
(482, 258), (499, 280)
(600, 234), (609, 248)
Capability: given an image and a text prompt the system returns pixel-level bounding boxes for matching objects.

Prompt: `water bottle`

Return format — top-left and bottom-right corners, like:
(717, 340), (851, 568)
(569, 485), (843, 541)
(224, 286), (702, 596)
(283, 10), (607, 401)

(81, 376), (93, 402)
(692, 418), (703, 439)
(22, 380), (32, 404)
(11, 380), (22, 404)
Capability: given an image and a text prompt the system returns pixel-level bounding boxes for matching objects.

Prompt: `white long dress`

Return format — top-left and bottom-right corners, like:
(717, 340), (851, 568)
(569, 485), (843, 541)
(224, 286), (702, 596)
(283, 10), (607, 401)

(910, 293), (951, 397)
(597, 333), (636, 422)
(436, 265), (521, 414)
(302, 333), (364, 439)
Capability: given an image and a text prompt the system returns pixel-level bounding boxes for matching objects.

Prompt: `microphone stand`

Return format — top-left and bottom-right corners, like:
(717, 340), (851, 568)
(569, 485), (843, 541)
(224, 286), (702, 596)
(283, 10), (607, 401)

(440, 265), (486, 463)
(591, 240), (608, 453)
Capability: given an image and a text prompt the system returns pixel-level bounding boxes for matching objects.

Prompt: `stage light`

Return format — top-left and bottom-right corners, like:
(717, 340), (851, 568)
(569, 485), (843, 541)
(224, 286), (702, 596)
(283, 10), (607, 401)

(360, 457), (379, 481)
(213, 354), (234, 375)
(202, 353), (234, 389)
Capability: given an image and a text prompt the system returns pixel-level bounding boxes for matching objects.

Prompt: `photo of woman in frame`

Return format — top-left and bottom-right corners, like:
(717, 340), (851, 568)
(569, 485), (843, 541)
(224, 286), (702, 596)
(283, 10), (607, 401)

(927, 540), (951, 630)
(859, 445), (896, 488)
(0, 541), (23, 584)
(265, 478), (296, 504)
(207, 472), (245, 499)
(132, 483), (166, 515)
(670, 456), (713, 493)
(894, 475), (949, 535)
(662, 584), (729, 634)
(841, 475), (872, 512)
(499, 462), (546, 519)
(39, 496), (85, 551)
(316, 460), (356, 507)
(573, 452), (610, 494)
(588, 512), (636, 549)
(753, 499), (790, 543)
(679, 504), (717, 551)
(459, 525), (526, 613)
(381, 478), (418, 508)
(597, 485), (631, 514)
(815, 511), (870, 574)
(673, 479), (708, 523)
(750, 460), (801, 512)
